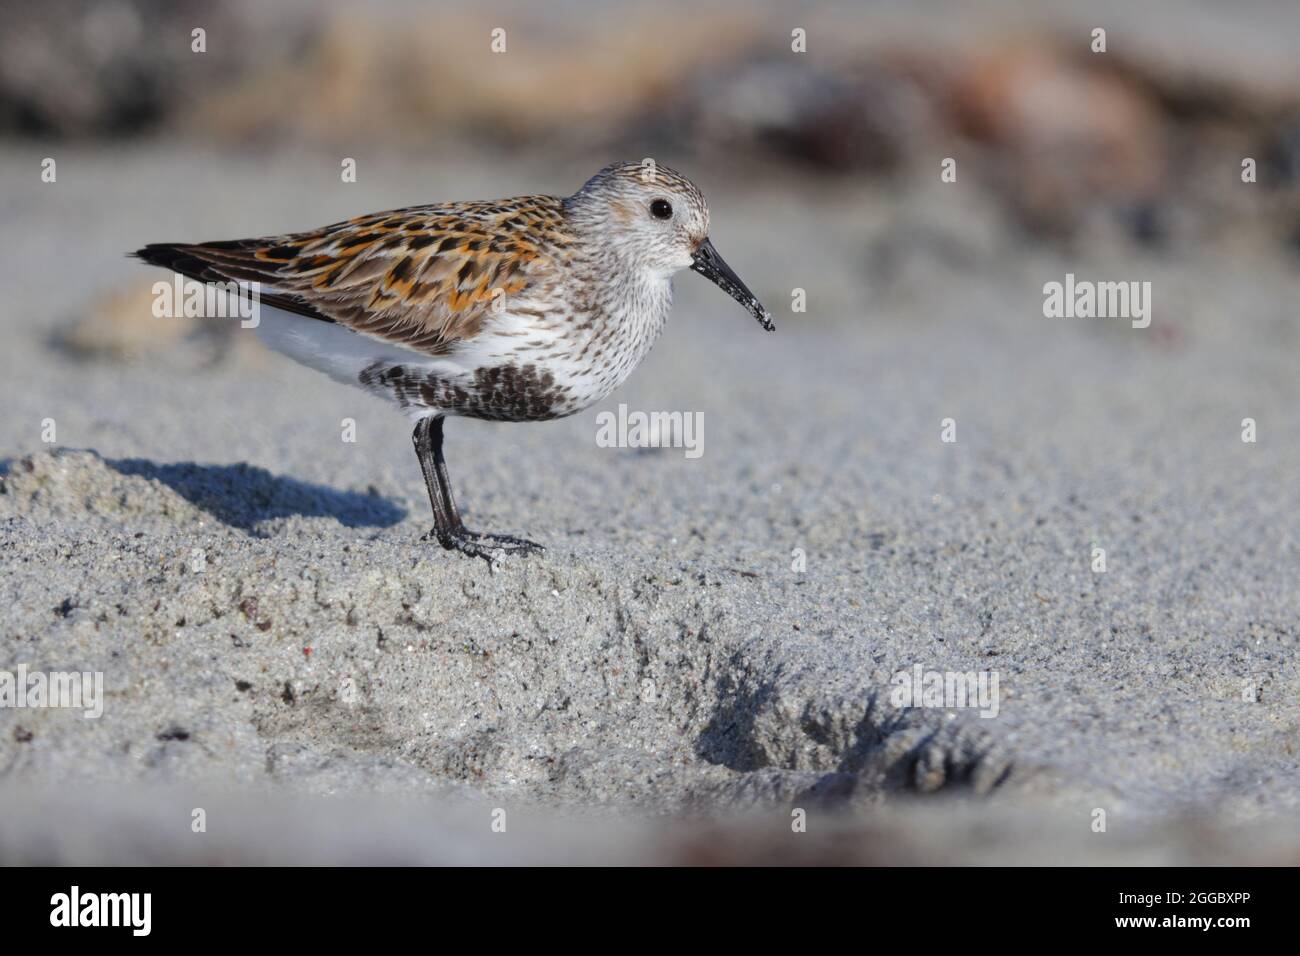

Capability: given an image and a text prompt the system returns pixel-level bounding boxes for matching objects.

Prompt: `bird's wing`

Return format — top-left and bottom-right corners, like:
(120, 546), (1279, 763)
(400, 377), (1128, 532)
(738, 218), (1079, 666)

(135, 196), (572, 355)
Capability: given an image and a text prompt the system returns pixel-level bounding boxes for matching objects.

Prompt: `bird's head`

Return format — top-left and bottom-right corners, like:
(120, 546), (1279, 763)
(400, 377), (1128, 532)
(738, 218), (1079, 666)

(566, 161), (773, 331)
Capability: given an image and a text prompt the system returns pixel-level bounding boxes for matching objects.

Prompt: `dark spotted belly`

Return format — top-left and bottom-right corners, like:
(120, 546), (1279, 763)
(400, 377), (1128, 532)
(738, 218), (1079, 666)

(360, 361), (578, 422)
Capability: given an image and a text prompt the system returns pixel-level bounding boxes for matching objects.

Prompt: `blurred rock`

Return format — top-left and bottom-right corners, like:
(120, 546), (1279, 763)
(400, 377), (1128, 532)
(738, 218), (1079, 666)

(1264, 118), (1300, 184)
(52, 280), (187, 361)
(0, 0), (292, 138)
(51, 279), (254, 365)
(188, 8), (758, 149)
(674, 58), (939, 172)
(950, 42), (1167, 237)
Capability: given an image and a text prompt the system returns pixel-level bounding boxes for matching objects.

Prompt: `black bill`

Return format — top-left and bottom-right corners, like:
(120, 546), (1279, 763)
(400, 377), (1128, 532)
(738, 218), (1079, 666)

(690, 237), (774, 331)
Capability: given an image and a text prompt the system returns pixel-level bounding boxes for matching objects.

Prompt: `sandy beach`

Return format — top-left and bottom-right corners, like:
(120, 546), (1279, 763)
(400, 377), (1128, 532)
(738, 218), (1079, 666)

(2, 139), (1297, 862)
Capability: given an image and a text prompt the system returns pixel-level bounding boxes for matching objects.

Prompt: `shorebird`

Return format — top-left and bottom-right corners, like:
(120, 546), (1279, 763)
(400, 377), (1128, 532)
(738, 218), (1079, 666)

(135, 161), (772, 561)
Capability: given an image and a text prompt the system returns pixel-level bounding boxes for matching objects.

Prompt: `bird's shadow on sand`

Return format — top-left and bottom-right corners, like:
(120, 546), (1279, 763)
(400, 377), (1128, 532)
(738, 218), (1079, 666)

(107, 457), (406, 532)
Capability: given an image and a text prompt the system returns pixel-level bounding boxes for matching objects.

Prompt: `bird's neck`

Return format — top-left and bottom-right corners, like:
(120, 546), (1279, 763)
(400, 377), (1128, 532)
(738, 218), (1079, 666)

(562, 241), (671, 365)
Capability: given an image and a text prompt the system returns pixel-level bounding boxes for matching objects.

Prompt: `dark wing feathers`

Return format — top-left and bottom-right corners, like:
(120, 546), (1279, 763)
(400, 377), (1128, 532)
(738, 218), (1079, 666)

(134, 241), (329, 320)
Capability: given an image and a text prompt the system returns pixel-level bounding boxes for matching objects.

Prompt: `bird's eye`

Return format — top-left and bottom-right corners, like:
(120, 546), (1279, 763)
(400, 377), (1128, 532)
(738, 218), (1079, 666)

(650, 199), (673, 220)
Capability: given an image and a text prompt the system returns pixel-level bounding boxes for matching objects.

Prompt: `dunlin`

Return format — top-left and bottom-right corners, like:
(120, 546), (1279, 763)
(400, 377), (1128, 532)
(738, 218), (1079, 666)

(135, 161), (772, 560)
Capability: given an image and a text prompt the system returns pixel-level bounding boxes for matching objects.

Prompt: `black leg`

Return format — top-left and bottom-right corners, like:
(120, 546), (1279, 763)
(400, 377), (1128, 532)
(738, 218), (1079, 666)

(413, 416), (454, 536)
(412, 416), (544, 562)
(428, 416), (465, 533)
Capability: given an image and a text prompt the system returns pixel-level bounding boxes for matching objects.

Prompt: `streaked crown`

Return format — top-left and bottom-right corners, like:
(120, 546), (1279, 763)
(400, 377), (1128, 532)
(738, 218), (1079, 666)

(565, 161), (710, 274)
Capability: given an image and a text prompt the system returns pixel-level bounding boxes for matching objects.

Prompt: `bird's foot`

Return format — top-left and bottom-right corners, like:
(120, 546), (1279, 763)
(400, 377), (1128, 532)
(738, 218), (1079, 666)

(458, 529), (545, 553)
(426, 527), (545, 563)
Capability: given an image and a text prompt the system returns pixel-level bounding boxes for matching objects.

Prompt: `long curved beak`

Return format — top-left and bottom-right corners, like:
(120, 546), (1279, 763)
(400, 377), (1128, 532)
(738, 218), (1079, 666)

(690, 238), (774, 331)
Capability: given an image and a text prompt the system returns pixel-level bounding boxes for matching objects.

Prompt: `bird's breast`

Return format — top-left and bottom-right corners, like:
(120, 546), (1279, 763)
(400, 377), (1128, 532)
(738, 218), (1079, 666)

(471, 272), (671, 412)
